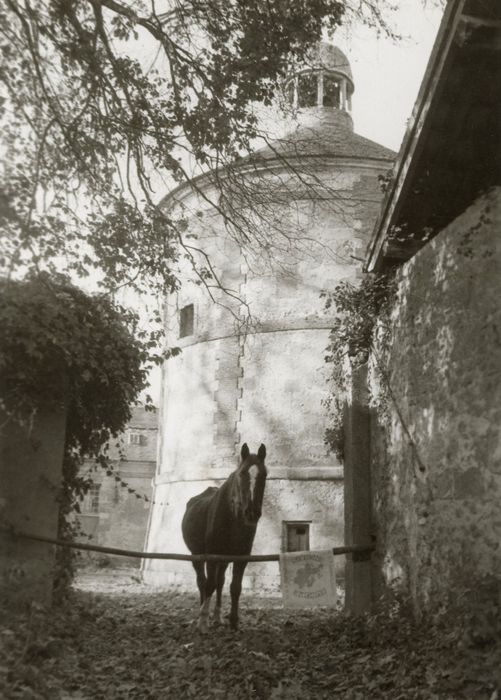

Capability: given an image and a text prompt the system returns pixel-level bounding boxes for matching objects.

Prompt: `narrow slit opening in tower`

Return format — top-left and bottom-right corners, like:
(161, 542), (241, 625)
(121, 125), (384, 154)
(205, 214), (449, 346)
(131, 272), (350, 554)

(179, 303), (194, 338)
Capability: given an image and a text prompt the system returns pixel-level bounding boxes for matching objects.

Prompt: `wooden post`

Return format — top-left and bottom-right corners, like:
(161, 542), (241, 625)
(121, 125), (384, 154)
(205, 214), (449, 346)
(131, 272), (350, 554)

(0, 398), (67, 608)
(343, 361), (373, 615)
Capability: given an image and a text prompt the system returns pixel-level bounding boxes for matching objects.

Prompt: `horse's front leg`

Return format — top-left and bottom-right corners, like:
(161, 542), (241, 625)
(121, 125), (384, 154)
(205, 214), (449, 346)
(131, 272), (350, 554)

(198, 562), (217, 633)
(229, 561), (247, 631)
(213, 563), (228, 625)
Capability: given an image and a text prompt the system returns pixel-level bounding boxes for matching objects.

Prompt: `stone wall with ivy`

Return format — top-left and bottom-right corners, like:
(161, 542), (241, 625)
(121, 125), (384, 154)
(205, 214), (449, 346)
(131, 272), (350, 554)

(0, 275), (148, 601)
(369, 187), (501, 610)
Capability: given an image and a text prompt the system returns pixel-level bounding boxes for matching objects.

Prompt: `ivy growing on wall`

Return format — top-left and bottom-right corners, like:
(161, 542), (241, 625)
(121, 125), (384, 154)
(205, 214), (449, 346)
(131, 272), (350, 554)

(0, 273), (170, 596)
(321, 272), (396, 461)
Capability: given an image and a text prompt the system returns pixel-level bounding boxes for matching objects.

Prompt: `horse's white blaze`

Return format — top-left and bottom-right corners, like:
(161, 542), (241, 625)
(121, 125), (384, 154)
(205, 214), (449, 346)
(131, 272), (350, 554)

(249, 464), (258, 501)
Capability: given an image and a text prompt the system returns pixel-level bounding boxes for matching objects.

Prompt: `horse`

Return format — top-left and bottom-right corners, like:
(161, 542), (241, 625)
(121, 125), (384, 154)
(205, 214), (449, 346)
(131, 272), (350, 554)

(181, 443), (267, 632)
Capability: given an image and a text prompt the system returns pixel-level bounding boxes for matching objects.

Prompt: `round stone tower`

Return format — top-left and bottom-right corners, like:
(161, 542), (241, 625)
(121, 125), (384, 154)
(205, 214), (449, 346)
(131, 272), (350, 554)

(143, 44), (394, 592)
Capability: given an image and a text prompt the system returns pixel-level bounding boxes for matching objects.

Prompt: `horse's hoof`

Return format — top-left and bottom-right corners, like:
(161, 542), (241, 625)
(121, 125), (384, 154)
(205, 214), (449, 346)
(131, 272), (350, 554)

(212, 609), (222, 625)
(197, 620), (209, 634)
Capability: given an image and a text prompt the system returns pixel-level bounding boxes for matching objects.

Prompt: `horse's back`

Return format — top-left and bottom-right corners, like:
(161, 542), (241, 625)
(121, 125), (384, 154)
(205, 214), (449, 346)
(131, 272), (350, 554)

(182, 486), (218, 554)
(185, 486), (218, 510)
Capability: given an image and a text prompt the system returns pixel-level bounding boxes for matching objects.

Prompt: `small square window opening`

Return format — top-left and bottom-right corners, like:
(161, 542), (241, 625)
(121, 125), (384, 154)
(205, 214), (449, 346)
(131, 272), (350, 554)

(129, 433), (147, 446)
(179, 303), (194, 338)
(283, 521), (311, 552)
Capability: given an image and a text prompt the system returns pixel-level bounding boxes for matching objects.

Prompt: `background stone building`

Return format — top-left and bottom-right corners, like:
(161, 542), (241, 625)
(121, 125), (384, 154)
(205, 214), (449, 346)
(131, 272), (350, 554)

(364, 0), (501, 610)
(77, 406), (156, 569)
(143, 44), (394, 591)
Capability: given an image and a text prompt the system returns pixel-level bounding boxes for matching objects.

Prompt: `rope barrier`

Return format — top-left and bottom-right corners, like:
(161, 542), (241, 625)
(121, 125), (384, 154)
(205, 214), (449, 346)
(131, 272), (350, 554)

(2, 527), (374, 563)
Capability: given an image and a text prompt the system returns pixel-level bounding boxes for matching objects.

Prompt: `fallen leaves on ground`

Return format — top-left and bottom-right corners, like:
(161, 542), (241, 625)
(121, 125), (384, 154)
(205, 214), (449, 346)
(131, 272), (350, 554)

(1, 577), (500, 699)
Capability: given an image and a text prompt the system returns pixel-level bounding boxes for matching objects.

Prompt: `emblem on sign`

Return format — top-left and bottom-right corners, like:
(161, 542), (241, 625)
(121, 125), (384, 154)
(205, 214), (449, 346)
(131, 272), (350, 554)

(279, 550), (337, 608)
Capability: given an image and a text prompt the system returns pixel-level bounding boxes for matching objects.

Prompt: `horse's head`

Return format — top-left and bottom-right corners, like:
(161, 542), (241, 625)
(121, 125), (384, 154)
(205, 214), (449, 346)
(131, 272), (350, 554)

(231, 443), (267, 526)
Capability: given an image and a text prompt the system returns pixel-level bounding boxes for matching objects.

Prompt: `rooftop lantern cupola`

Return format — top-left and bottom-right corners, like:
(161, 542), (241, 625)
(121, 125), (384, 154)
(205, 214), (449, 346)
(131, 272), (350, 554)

(286, 43), (354, 116)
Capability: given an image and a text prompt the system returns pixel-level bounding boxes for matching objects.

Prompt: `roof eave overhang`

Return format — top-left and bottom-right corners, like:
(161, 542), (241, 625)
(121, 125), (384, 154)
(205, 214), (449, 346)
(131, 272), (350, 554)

(364, 0), (501, 273)
(365, 0), (467, 272)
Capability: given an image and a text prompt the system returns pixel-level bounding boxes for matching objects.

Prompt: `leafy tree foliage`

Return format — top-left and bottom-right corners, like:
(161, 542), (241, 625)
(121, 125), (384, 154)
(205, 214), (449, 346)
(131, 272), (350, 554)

(322, 272), (395, 461)
(0, 274), (147, 434)
(323, 272), (395, 367)
(0, 0), (393, 295)
(0, 273), (156, 593)
(0, 272), (183, 590)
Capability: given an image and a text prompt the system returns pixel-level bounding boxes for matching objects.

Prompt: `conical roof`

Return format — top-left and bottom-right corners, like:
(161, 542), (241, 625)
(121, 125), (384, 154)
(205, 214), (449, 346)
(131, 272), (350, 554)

(161, 44), (395, 206)
(254, 108), (395, 163)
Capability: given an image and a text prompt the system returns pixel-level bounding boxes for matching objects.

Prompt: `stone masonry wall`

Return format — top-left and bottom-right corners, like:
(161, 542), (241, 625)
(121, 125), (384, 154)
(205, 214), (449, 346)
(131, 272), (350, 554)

(0, 400), (67, 606)
(369, 188), (501, 610)
(77, 461), (155, 569)
(77, 408), (157, 568)
(144, 159), (391, 591)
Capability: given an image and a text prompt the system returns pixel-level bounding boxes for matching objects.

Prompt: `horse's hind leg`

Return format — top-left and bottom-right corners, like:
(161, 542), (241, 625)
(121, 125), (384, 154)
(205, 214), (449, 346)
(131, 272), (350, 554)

(213, 563), (228, 625)
(192, 561), (206, 605)
(198, 562), (217, 633)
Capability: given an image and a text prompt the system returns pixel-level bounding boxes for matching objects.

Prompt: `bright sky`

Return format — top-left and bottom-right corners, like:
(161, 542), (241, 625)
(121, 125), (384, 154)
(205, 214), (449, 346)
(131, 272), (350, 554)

(335, 0), (444, 151)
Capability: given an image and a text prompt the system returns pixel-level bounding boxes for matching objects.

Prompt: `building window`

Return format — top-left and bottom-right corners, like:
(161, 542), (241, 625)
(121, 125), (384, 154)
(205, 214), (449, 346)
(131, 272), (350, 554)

(84, 484), (101, 514)
(129, 432), (147, 446)
(297, 73), (318, 108)
(283, 521), (311, 552)
(179, 303), (194, 338)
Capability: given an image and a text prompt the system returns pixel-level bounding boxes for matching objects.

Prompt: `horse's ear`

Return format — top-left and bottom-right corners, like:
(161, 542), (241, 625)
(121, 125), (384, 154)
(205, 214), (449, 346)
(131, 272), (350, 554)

(258, 444), (266, 460)
(241, 443), (250, 460)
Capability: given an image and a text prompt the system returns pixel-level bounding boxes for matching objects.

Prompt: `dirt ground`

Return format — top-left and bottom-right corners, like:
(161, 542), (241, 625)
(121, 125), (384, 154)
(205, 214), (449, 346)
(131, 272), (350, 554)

(1, 570), (500, 699)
